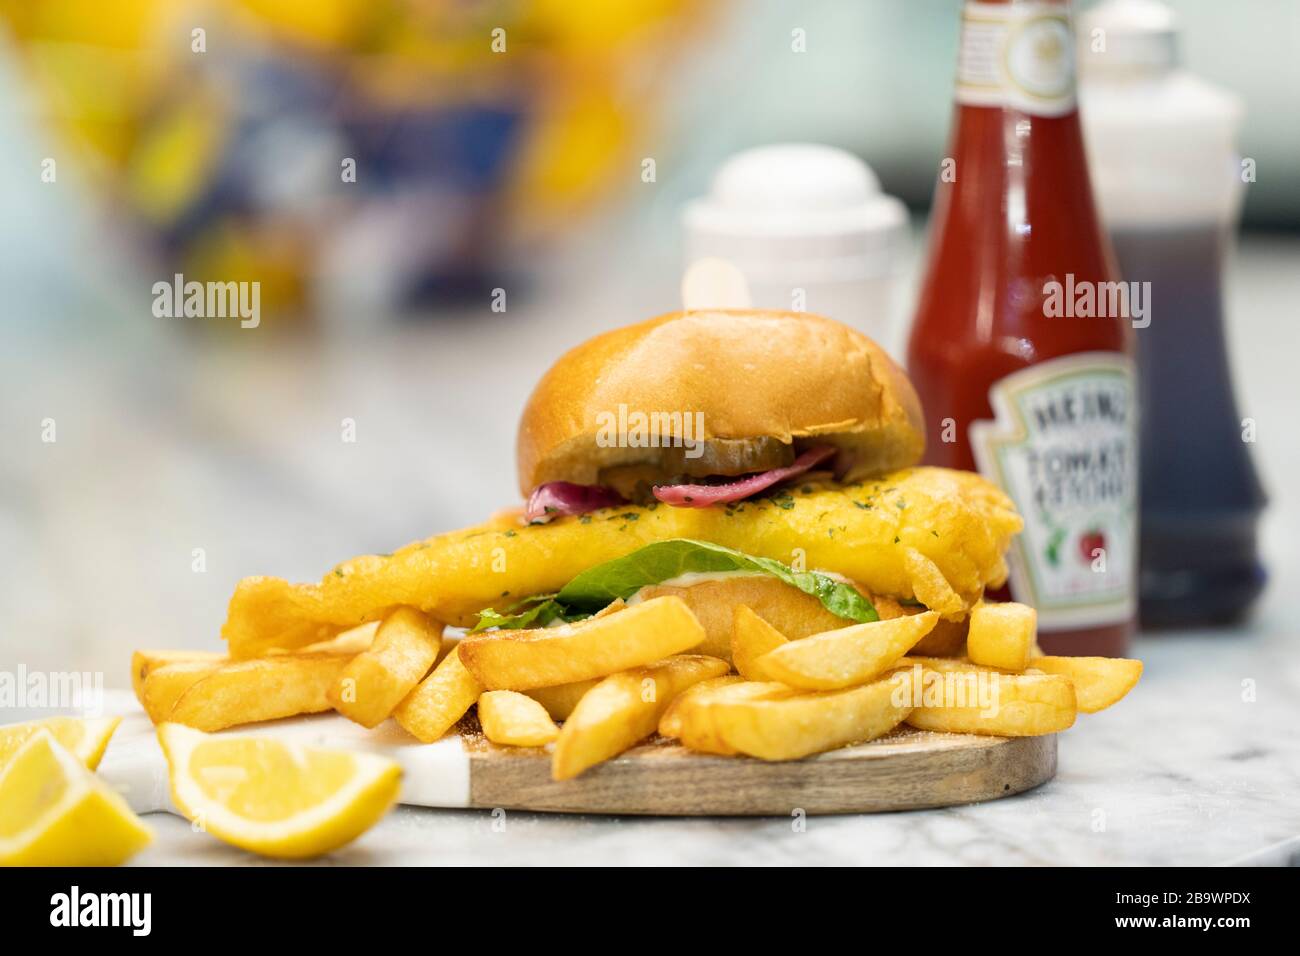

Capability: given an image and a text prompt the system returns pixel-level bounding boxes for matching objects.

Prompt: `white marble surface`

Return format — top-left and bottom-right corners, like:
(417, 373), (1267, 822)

(3, 213), (1297, 864)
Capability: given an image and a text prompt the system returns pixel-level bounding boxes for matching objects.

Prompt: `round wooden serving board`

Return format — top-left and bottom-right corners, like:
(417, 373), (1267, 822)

(462, 726), (1057, 816)
(97, 701), (1056, 818)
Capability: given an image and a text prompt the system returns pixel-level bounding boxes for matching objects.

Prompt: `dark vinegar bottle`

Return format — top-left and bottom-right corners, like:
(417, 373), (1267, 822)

(1078, 0), (1267, 626)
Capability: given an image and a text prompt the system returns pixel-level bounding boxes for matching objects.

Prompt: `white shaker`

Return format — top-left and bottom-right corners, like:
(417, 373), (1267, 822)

(682, 144), (908, 350)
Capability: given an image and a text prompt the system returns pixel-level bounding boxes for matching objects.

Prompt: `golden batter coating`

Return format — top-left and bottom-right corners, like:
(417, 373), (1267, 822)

(222, 467), (1021, 658)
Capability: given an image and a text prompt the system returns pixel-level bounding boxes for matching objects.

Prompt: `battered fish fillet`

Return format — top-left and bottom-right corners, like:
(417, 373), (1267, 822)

(222, 467), (1021, 658)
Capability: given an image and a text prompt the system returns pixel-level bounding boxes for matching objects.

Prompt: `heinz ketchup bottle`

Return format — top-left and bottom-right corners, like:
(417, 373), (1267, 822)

(907, 0), (1135, 657)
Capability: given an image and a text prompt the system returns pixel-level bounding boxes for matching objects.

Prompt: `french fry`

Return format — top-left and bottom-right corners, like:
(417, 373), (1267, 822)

(701, 670), (915, 761)
(657, 675), (744, 739)
(478, 691), (560, 747)
(966, 602), (1037, 671)
(755, 611), (939, 690)
(904, 655), (1009, 674)
(301, 621), (379, 656)
(551, 655), (729, 780)
(637, 576), (852, 660)
(668, 680), (797, 755)
(167, 654), (351, 732)
(1028, 656), (1143, 713)
(523, 679), (600, 721)
(392, 649), (483, 743)
(730, 605), (789, 680)
(459, 596), (706, 691)
(132, 650), (225, 707)
(589, 598), (628, 620)
(328, 608), (443, 728)
(133, 624), (379, 709)
(904, 664), (1076, 736)
(495, 603), (620, 715)
(141, 659), (226, 724)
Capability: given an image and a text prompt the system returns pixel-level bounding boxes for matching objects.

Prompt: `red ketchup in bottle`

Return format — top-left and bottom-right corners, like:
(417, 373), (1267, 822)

(907, 0), (1135, 656)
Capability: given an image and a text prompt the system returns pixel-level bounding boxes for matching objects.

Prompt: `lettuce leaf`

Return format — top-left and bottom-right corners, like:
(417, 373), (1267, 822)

(472, 539), (877, 631)
(469, 594), (591, 633)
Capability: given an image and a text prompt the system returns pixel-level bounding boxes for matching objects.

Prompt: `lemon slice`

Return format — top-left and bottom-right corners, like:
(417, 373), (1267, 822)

(0, 716), (121, 771)
(0, 731), (153, 866)
(157, 723), (401, 859)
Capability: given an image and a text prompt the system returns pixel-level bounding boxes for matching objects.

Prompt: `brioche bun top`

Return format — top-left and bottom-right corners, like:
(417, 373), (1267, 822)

(516, 309), (925, 496)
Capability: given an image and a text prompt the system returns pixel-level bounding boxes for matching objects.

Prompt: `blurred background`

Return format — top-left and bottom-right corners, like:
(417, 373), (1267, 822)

(0, 0), (1296, 680)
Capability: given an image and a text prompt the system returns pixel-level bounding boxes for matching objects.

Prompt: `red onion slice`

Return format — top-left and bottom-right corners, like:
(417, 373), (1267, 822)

(524, 481), (627, 523)
(652, 445), (837, 508)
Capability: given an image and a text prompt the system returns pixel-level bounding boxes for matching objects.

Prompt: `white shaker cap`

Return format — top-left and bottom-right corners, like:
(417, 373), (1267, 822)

(684, 144), (907, 284)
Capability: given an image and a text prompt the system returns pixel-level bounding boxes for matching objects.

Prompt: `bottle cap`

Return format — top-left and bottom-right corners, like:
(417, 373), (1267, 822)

(1080, 0), (1178, 74)
(1078, 0), (1245, 226)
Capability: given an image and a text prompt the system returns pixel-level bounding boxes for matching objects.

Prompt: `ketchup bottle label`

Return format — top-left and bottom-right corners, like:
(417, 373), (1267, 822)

(956, 1), (1076, 118)
(970, 353), (1137, 629)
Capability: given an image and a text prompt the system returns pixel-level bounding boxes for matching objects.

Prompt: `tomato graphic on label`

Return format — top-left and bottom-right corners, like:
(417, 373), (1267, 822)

(1079, 529), (1106, 563)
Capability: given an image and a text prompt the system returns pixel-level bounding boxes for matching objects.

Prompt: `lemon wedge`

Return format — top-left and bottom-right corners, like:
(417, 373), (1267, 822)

(0, 731), (152, 866)
(0, 716), (121, 771)
(157, 723), (401, 859)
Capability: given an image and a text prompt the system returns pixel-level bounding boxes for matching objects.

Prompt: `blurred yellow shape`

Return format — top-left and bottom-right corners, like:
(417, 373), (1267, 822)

(128, 99), (225, 223)
(528, 0), (698, 52)
(514, 85), (629, 226)
(0, 0), (164, 48)
(235, 0), (377, 49)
